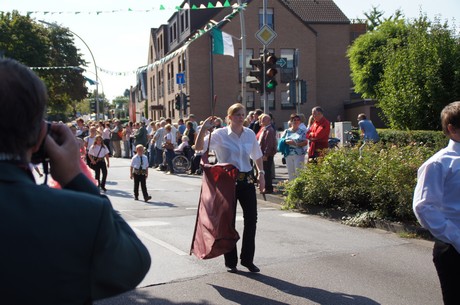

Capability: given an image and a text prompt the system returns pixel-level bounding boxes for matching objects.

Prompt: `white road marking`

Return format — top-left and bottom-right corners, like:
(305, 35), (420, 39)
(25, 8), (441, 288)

(132, 227), (188, 256)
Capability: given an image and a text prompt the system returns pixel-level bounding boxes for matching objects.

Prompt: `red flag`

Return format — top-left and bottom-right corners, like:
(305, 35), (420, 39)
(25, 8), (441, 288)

(190, 152), (240, 259)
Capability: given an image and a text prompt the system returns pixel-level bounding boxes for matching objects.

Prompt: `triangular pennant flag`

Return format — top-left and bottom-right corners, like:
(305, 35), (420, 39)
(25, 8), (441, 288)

(192, 5), (198, 9)
(224, 0), (231, 7)
(183, 3), (190, 10)
(215, 2), (223, 8)
(207, 2), (215, 9)
(200, 4), (206, 9)
(160, 5), (165, 10)
(211, 28), (234, 57)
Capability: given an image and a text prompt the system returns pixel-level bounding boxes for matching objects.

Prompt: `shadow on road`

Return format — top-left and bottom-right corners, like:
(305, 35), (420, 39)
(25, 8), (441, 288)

(239, 273), (381, 305)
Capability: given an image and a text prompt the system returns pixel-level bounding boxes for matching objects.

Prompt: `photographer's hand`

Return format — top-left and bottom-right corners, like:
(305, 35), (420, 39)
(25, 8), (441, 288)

(45, 123), (82, 187)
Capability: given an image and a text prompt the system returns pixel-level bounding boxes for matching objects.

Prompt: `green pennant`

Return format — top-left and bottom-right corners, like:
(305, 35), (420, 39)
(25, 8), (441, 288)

(175, 6), (181, 11)
(192, 5), (198, 10)
(223, 0), (231, 7)
(207, 2), (215, 9)
(128, 8), (132, 11)
(159, 5), (165, 10)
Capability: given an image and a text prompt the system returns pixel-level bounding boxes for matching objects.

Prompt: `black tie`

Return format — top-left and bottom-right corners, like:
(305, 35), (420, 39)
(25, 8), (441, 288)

(140, 156), (143, 169)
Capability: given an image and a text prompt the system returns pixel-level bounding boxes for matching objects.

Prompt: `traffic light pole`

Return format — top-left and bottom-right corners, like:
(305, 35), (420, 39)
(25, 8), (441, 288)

(262, 0), (268, 114)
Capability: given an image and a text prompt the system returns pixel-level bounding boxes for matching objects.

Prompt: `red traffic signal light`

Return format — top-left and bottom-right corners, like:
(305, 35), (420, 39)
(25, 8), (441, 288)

(265, 53), (278, 92)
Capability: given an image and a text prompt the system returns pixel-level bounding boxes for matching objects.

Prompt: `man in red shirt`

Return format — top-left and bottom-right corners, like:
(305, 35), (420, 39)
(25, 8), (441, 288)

(306, 106), (330, 159)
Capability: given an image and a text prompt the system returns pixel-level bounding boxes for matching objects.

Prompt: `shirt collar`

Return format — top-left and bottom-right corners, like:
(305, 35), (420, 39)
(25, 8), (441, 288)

(448, 139), (460, 152)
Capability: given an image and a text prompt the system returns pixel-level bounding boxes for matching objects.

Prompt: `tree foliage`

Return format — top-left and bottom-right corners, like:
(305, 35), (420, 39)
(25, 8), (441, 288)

(0, 11), (88, 120)
(348, 12), (460, 130)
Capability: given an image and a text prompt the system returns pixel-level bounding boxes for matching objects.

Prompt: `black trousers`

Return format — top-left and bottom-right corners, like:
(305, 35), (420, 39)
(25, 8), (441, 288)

(133, 173), (148, 200)
(224, 180), (257, 268)
(93, 161), (107, 188)
(263, 156), (274, 192)
(433, 240), (460, 305)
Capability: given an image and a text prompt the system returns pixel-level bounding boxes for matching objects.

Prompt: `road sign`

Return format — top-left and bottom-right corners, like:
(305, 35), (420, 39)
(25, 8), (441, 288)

(176, 73), (185, 84)
(255, 25), (277, 46)
(276, 58), (287, 68)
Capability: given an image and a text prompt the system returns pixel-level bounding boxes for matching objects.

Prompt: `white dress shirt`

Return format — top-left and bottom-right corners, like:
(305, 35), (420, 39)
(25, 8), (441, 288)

(413, 139), (460, 252)
(131, 154), (149, 170)
(204, 126), (262, 172)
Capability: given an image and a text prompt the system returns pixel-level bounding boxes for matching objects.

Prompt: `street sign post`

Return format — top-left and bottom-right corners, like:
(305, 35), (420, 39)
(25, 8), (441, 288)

(176, 73), (185, 85)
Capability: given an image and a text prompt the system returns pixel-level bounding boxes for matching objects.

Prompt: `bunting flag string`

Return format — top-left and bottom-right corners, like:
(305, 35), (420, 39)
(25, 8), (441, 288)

(30, 66), (83, 71)
(29, 3), (246, 78)
(137, 3), (245, 74)
(3, 0), (238, 17)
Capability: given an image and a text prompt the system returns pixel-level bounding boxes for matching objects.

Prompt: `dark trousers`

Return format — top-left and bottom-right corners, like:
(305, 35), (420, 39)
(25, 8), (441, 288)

(165, 149), (175, 173)
(224, 181), (257, 268)
(263, 156), (274, 192)
(155, 147), (164, 167)
(103, 139), (111, 156)
(190, 154), (202, 174)
(433, 240), (460, 305)
(93, 161), (107, 188)
(149, 149), (155, 167)
(133, 174), (148, 200)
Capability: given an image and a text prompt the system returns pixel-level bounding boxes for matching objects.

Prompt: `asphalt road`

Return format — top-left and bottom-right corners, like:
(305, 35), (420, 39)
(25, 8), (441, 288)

(84, 156), (442, 305)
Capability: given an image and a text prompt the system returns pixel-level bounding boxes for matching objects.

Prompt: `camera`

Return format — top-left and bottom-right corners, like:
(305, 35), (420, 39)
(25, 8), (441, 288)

(31, 122), (51, 164)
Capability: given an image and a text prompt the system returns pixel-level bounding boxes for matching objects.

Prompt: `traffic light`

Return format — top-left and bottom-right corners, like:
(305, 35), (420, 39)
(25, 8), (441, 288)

(247, 56), (264, 93)
(287, 81), (296, 104)
(184, 94), (190, 110)
(300, 80), (307, 104)
(175, 93), (181, 110)
(90, 99), (96, 112)
(265, 53), (278, 93)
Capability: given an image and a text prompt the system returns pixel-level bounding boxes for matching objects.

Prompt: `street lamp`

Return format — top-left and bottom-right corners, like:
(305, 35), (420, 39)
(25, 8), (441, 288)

(39, 20), (99, 120)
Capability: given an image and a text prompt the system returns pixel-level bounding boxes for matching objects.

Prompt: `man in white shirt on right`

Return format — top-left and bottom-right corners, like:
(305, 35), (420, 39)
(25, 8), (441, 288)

(413, 101), (460, 305)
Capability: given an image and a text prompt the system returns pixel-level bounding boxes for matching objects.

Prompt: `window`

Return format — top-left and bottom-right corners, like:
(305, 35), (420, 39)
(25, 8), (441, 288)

(180, 13), (185, 32)
(258, 92), (275, 110)
(245, 91), (255, 109)
(259, 8), (274, 29)
(280, 49), (295, 83)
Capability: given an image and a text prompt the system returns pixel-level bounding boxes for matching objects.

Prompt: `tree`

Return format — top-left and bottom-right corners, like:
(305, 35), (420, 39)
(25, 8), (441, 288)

(38, 25), (88, 118)
(348, 19), (409, 99)
(0, 11), (49, 66)
(348, 13), (460, 130)
(378, 16), (460, 130)
(0, 11), (88, 120)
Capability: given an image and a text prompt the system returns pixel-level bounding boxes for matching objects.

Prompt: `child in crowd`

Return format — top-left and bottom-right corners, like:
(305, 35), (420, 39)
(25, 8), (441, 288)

(413, 101), (460, 305)
(130, 144), (151, 202)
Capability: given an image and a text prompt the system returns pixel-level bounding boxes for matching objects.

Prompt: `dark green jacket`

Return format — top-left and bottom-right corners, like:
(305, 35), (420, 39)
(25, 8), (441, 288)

(0, 162), (151, 305)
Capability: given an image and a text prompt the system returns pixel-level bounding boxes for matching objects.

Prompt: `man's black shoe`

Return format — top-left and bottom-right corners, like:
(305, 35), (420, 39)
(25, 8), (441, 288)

(226, 266), (238, 273)
(134, 197), (139, 201)
(144, 196), (152, 202)
(241, 262), (260, 273)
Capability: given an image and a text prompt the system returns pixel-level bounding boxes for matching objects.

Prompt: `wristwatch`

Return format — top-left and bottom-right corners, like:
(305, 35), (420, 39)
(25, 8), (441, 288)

(259, 170), (265, 175)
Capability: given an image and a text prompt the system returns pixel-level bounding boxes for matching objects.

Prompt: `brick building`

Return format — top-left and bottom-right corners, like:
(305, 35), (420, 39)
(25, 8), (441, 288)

(130, 0), (367, 128)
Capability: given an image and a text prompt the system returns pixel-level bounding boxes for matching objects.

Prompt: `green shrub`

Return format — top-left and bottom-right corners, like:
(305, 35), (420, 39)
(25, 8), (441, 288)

(283, 141), (438, 224)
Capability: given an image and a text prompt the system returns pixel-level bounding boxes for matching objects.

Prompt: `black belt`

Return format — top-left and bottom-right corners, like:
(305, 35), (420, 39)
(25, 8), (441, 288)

(236, 171), (254, 184)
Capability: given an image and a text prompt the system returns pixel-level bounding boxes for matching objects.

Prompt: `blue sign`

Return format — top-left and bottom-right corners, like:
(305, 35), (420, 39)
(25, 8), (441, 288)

(176, 73), (185, 84)
(276, 58), (287, 68)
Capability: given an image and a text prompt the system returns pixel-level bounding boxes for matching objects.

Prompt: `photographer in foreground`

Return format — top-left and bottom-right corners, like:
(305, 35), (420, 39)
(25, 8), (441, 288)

(0, 58), (151, 304)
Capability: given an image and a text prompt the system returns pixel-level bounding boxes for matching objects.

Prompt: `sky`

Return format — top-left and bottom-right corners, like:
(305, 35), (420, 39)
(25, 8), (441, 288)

(1, 0), (459, 102)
